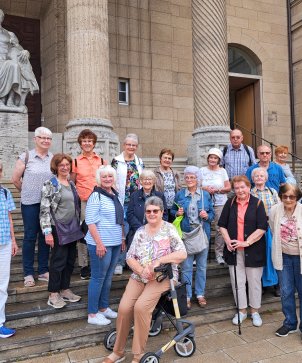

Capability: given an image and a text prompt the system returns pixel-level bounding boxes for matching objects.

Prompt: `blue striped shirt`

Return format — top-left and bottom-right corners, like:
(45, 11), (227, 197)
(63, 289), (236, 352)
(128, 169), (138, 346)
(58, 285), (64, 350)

(0, 187), (16, 245)
(84, 191), (122, 247)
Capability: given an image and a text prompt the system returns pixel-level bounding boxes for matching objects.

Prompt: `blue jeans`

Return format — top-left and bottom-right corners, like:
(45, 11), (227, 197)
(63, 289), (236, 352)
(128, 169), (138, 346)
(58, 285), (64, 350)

(87, 244), (120, 314)
(117, 204), (129, 267)
(277, 253), (302, 332)
(181, 248), (209, 299)
(21, 203), (50, 277)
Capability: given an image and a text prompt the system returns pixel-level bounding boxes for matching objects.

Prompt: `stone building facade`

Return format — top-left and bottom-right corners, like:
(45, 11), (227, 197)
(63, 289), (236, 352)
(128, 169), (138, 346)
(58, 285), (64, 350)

(0, 0), (301, 167)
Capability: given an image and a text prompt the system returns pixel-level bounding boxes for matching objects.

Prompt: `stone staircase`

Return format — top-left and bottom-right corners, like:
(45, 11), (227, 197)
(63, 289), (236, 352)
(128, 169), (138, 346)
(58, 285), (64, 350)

(0, 181), (283, 363)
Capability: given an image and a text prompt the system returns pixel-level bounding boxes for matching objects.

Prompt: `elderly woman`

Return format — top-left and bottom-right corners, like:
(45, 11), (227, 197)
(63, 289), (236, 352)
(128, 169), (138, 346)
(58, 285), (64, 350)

(40, 154), (82, 309)
(0, 161), (18, 338)
(112, 133), (144, 275)
(269, 184), (302, 337)
(153, 148), (181, 222)
(275, 145), (296, 185)
(103, 196), (187, 363)
(171, 166), (214, 309)
(85, 165), (125, 326)
(251, 167), (280, 294)
(218, 176), (267, 327)
(200, 148), (231, 265)
(127, 169), (168, 246)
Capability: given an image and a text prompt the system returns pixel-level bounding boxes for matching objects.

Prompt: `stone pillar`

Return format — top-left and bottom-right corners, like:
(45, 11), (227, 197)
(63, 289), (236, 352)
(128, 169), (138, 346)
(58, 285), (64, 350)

(64, 0), (119, 160)
(188, 0), (230, 166)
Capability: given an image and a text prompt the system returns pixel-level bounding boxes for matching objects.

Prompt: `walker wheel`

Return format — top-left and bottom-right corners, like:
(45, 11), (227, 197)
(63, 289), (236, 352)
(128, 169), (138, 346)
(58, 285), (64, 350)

(140, 352), (160, 363)
(174, 335), (196, 357)
(148, 319), (162, 337)
(103, 329), (117, 351)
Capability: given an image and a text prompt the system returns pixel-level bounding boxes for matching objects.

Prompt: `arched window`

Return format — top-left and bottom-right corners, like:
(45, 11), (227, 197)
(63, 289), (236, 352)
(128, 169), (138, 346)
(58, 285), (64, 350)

(228, 45), (261, 76)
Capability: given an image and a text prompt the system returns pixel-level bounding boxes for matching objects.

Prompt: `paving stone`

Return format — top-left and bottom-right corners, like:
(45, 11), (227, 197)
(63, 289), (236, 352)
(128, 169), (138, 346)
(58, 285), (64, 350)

(18, 353), (70, 363)
(223, 340), (284, 362)
(68, 345), (107, 362)
(195, 331), (246, 353)
(267, 332), (302, 353)
(258, 350), (302, 363)
(238, 321), (281, 343)
(174, 350), (236, 362)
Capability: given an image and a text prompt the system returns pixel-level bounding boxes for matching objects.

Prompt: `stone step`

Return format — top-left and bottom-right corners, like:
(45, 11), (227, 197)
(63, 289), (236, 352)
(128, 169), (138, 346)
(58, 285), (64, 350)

(0, 292), (282, 363)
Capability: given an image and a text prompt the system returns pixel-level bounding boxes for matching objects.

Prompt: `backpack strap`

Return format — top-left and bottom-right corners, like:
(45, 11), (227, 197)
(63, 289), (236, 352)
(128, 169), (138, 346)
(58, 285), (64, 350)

(0, 186), (7, 200)
(74, 158), (77, 168)
(243, 144), (252, 167)
(50, 176), (59, 192)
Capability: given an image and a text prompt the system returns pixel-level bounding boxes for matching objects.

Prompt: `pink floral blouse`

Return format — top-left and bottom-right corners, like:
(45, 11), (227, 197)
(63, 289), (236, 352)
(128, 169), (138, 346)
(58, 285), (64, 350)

(126, 221), (186, 283)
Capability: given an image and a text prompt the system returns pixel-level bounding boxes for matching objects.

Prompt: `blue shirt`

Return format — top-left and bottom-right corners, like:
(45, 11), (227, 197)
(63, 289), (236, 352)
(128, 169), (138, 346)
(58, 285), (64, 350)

(246, 162), (286, 192)
(84, 191), (122, 247)
(0, 187), (16, 245)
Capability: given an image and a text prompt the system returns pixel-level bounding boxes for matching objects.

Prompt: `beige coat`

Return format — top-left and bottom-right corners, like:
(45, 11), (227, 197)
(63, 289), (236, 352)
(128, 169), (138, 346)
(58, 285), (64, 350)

(269, 202), (302, 274)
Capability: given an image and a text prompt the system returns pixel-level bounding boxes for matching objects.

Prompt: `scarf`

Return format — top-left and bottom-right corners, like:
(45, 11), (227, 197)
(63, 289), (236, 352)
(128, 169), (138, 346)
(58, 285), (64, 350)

(93, 186), (124, 226)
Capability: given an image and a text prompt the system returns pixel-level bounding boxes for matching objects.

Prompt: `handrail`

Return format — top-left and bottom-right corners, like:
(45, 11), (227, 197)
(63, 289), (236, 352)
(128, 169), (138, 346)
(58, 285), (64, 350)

(235, 123), (302, 172)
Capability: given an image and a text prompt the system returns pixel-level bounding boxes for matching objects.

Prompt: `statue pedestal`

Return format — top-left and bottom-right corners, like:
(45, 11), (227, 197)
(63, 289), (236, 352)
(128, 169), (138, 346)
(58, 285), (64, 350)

(187, 125), (230, 167)
(63, 118), (120, 160)
(0, 112), (28, 179)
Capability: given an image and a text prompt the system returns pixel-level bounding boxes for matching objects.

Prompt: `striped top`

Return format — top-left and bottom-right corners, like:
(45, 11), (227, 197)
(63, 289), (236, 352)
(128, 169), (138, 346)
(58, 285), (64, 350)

(0, 187), (16, 245)
(84, 191), (122, 247)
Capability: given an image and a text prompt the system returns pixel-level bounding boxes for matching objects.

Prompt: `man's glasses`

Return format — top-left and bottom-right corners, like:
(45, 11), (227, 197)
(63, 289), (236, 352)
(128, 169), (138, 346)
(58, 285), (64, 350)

(259, 152), (271, 155)
(145, 209), (161, 215)
(282, 194), (296, 201)
(36, 136), (52, 141)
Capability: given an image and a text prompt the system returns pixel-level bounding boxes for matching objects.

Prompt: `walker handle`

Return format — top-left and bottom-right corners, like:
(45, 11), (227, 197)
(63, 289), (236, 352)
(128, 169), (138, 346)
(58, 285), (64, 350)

(154, 263), (173, 280)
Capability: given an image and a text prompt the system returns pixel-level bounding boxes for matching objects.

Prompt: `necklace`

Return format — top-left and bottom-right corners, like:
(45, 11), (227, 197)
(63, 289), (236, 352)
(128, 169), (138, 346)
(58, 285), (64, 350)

(284, 210), (294, 220)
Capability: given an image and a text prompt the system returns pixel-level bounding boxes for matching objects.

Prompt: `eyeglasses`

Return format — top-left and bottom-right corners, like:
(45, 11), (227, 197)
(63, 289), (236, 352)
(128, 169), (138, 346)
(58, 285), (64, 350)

(36, 136), (52, 141)
(125, 143), (137, 147)
(58, 163), (70, 169)
(145, 209), (161, 215)
(282, 194), (296, 201)
(185, 176), (197, 180)
(141, 178), (153, 182)
(259, 151), (271, 155)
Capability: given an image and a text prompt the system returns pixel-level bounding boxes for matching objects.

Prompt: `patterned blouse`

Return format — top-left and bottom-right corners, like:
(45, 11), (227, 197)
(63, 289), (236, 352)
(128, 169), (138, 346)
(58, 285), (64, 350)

(161, 171), (176, 209)
(126, 221), (186, 283)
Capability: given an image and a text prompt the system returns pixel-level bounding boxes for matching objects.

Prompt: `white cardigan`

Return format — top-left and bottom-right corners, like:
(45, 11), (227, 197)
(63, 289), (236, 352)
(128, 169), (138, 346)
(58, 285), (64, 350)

(269, 202), (302, 274)
(113, 152), (144, 206)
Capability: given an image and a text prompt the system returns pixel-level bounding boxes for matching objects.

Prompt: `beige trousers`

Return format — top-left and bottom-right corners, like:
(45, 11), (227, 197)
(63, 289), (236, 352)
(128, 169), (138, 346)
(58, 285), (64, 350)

(114, 277), (170, 356)
(213, 205), (225, 259)
(78, 201), (88, 268)
(228, 249), (263, 309)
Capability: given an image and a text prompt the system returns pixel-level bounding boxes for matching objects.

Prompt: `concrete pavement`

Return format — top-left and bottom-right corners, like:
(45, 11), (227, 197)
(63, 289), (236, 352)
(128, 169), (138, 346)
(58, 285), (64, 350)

(19, 310), (302, 363)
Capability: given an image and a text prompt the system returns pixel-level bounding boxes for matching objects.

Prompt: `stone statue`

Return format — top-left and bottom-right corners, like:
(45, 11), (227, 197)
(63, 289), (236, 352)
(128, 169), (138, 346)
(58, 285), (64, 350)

(0, 9), (39, 113)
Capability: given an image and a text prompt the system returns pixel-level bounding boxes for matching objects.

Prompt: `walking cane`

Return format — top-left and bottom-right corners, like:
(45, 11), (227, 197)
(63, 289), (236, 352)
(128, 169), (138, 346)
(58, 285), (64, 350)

(233, 249), (242, 335)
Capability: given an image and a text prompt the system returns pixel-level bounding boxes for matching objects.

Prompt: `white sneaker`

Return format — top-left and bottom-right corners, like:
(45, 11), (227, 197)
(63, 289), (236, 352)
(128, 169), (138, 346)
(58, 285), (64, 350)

(88, 314), (111, 326)
(251, 312), (262, 327)
(98, 307), (118, 319)
(232, 312), (247, 325)
(114, 265), (123, 275)
(216, 256), (225, 265)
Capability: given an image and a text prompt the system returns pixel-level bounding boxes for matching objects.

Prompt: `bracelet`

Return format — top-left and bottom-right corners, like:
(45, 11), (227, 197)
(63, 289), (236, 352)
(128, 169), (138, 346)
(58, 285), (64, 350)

(43, 228), (52, 236)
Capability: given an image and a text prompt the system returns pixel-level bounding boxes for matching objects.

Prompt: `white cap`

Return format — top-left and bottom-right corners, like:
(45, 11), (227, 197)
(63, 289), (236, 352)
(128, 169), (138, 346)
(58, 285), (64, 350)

(207, 148), (223, 160)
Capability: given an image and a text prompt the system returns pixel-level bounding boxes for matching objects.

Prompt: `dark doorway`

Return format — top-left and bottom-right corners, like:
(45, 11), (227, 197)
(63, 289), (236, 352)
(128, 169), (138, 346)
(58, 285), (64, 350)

(3, 14), (41, 131)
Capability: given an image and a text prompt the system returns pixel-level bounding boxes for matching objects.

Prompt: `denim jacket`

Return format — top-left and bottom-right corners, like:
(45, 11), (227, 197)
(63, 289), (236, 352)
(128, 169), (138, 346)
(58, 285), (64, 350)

(171, 188), (214, 240)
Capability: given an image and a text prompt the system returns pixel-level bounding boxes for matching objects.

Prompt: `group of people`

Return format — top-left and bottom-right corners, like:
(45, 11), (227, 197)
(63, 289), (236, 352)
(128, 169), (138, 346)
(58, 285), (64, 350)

(0, 127), (301, 363)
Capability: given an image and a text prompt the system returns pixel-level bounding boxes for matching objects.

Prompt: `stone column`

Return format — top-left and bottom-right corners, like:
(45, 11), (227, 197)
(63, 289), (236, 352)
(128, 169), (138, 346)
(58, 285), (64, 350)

(188, 0), (230, 166)
(64, 0), (119, 160)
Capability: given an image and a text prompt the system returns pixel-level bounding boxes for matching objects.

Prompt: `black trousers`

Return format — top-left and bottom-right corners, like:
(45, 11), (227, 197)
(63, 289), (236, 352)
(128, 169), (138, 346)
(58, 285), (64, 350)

(48, 226), (77, 293)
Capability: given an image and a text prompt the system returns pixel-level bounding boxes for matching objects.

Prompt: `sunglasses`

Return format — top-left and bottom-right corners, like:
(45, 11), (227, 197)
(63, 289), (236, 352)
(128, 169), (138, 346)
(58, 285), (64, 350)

(259, 152), (271, 155)
(282, 195), (296, 201)
(145, 209), (161, 215)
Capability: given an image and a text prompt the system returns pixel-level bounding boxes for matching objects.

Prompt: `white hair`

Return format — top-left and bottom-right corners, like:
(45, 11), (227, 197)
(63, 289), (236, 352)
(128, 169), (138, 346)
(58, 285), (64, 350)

(251, 167), (268, 181)
(96, 165), (117, 185)
(124, 133), (139, 144)
(35, 127), (52, 137)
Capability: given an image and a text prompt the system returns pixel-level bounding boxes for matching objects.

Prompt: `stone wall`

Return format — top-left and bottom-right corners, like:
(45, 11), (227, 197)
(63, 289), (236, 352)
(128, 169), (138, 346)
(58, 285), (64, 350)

(226, 0), (291, 149)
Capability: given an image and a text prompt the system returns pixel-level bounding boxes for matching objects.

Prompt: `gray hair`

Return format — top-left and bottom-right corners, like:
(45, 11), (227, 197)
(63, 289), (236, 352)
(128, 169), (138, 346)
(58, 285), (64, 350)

(35, 127), (52, 137)
(139, 169), (156, 182)
(145, 196), (164, 211)
(96, 165), (117, 185)
(124, 133), (139, 145)
(251, 167), (268, 181)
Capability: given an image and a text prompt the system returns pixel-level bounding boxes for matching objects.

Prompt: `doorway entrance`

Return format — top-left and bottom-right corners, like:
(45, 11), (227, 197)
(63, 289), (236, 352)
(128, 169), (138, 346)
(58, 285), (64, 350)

(229, 74), (262, 150)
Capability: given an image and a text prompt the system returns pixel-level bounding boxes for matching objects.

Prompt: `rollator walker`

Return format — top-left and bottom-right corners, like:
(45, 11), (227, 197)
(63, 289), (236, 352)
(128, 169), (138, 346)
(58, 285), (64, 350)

(104, 263), (196, 362)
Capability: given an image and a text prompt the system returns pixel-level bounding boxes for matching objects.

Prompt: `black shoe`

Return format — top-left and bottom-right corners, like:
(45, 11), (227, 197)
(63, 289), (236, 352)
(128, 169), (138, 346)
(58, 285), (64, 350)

(80, 266), (91, 280)
(275, 325), (296, 337)
(274, 285), (281, 297)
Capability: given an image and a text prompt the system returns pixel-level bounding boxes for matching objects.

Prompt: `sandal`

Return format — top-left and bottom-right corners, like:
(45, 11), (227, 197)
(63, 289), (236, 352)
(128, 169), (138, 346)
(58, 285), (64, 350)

(197, 296), (207, 307)
(24, 275), (35, 287)
(38, 272), (49, 282)
(102, 354), (125, 363)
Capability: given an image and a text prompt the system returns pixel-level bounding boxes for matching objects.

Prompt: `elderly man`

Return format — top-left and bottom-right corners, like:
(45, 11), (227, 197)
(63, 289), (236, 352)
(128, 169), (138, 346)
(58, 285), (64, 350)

(12, 127), (53, 287)
(111, 133), (144, 275)
(246, 145), (286, 192)
(222, 129), (256, 180)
